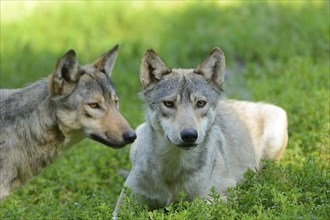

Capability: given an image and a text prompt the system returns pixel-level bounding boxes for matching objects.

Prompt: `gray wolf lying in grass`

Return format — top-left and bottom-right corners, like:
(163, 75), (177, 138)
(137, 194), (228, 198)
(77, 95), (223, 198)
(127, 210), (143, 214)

(113, 47), (288, 217)
(0, 45), (136, 200)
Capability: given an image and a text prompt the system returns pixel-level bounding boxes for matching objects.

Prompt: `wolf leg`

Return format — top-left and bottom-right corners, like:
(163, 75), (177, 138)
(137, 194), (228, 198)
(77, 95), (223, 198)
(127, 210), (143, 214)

(0, 183), (10, 201)
(112, 189), (126, 220)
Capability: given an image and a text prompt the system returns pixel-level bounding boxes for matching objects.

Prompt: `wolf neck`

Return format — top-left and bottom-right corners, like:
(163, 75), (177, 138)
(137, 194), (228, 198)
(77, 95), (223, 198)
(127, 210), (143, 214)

(7, 79), (68, 160)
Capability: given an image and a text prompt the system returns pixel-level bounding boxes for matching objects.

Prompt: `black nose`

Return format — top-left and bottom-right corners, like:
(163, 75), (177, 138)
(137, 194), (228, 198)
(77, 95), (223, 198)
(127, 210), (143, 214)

(122, 131), (137, 144)
(180, 128), (198, 143)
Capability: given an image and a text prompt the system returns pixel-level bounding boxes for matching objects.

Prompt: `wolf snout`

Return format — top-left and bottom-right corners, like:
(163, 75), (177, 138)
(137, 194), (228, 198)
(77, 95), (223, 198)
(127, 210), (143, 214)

(122, 131), (137, 144)
(180, 128), (198, 144)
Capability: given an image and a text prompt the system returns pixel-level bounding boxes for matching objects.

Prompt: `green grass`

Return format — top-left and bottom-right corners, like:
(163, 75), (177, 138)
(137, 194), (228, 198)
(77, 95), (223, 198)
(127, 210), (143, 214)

(1, 1), (329, 219)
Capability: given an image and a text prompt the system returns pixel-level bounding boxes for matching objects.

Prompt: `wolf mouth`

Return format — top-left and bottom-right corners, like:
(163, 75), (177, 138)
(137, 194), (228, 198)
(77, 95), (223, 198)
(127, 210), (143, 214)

(177, 144), (198, 150)
(165, 135), (197, 150)
(89, 133), (126, 149)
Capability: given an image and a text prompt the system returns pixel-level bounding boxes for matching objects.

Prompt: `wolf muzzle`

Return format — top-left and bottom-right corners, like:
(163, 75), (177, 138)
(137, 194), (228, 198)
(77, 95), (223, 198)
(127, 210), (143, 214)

(89, 130), (136, 149)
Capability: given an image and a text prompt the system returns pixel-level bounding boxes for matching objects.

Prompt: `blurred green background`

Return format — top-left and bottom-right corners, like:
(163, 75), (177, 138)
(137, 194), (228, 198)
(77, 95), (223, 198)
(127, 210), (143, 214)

(1, 1), (329, 219)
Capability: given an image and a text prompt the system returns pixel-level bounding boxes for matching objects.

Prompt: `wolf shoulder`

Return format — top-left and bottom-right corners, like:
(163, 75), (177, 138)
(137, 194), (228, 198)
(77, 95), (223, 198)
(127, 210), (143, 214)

(0, 89), (15, 96)
(0, 88), (19, 105)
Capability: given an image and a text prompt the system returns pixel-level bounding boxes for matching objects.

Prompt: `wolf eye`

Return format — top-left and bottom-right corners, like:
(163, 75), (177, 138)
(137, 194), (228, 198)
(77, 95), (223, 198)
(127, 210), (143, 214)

(163, 101), (175, 108)
(88, 103), (99, 109)
(197, 100), (207, 108)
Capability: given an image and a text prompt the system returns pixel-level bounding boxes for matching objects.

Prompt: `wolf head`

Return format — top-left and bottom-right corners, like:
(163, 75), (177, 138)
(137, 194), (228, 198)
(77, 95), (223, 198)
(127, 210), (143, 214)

(49, 45), (136, 148)
(140, 48), (225, 149)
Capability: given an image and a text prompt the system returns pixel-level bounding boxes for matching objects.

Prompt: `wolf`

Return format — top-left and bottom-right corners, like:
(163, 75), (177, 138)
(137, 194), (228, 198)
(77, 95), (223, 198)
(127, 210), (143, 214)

(113, 47), (288, 217)
(0, 45), (137, 200)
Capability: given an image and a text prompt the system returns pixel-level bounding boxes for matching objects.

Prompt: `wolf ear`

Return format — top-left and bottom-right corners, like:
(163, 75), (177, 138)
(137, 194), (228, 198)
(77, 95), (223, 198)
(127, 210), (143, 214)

(50, 49), (79, 97)
(140, 49), (171, 89)
(194, 47), (225, 87)
(93, 44), (119, 76)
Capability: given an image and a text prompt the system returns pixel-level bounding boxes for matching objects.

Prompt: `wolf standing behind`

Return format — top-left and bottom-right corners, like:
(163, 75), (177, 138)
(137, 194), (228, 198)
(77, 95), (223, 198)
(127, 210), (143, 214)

(0, 45), (136, 200)
(113, 47), (288, 216)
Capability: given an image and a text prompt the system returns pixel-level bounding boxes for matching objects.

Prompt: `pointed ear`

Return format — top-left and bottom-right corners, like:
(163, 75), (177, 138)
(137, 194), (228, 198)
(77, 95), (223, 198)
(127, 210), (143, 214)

(194, 47), (225, 87)
(93, 44), (119, 76)
(140, 49), (171, 89)
(49, 49), (79, 97)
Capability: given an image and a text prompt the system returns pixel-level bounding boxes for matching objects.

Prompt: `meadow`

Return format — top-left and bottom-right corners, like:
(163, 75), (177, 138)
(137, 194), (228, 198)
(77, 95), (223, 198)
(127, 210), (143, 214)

(0, 1), (329, 219)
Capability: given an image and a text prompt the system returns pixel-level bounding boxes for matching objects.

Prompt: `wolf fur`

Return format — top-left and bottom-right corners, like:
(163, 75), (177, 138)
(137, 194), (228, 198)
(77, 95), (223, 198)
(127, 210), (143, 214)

(113, 47), (288, 217)
(0, 45), (136, 200)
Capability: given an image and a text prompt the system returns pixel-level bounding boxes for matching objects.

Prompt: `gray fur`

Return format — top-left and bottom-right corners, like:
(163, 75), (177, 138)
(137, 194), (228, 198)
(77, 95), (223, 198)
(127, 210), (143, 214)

(0, 45), (136, 200)
(113, 47), (288, 218)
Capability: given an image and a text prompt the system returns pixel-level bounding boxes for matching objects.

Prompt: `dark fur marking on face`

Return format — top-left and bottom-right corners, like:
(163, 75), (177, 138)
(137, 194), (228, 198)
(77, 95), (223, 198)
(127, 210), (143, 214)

(142, 71), (225, 132)
(180, 76), (190, 102)
(160, 108), (170, 118)
(86, 72), (117, 102)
